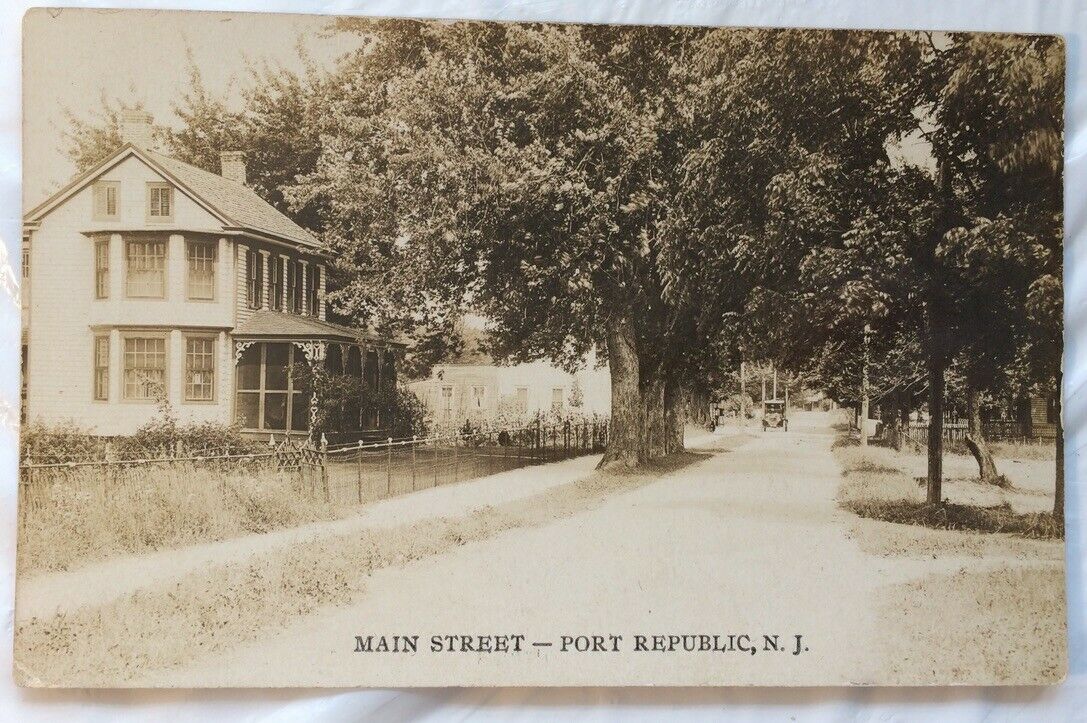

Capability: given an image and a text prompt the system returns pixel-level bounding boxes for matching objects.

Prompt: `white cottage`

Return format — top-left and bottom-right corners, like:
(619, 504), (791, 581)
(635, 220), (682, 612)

(22, 110), (402, 438)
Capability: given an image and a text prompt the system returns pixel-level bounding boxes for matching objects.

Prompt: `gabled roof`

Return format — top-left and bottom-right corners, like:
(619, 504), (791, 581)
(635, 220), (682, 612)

(234, 311), (404, 347)
(24, 143), (322, 250)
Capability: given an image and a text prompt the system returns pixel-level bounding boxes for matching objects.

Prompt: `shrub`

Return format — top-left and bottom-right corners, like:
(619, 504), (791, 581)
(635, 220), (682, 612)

(20, 420), (107, 464)
(114, 401), (265, 459)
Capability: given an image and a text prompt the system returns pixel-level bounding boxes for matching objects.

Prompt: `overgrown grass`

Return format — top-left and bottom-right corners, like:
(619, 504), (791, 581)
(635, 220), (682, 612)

(18, 464), (339, 574)
(15, 450), (717, 686)
(833, 442), (1063, 539)
(990, 440), (1058, 461)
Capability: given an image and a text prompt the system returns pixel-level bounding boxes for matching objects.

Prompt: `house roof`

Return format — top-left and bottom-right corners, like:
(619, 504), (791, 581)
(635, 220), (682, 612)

(234, 311), (404, 347)
(25, 144), (322, 251)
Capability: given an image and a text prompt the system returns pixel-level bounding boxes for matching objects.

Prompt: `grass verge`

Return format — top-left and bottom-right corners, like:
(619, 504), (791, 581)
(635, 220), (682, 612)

(832, 441), (1063, 539)
(14, 447), (730, 686)
(18, 465), (343, 574)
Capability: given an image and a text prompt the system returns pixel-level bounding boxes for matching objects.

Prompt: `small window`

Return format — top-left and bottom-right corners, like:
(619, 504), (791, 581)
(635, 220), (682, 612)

(269, 255), (284, 311)
(21, 247), (29, 280)
(185, 336), (215, 402)
(290, 261), (304, 314)
(308, 265), (320, 316)
(94, 238), (109, 299)
(472, 385), (486, 408)
(93, 181), (119, 220)
(441, 386), (454, 413)
(515, 387), (528, 413)
(93, 336), (109, 401)
(551, 387), (564, 412)
(247, 249), (263, 309)
(186, 240), (216, 300)
(123, 336), (166, 401)
(125, 239), (166, 297)
(1047, 395), (1060, 425)
(147, 183), (173, 221)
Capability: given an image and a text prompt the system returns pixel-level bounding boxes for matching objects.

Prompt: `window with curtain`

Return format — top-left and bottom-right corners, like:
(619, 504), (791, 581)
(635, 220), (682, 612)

(93, 336), (109, 401)
(123, 336), (166, 400)
(94, 238), (109, 299)
(184, 336), (215, 401)
(186, 240), (216, 300)
(125, 239), (166, 297)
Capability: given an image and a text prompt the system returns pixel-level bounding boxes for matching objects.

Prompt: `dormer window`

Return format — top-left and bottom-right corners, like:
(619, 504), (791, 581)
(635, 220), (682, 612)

(147, 182), (173, 222)
(92, 181), (119, 220)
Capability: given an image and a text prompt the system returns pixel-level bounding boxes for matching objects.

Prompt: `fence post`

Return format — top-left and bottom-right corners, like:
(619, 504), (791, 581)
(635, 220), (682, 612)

(386, 437), (393, 496)
(535, 417), (542, 460)
(453, 434), (460, 482)
(412, 436), (418, 491)
(434, 437), (440, 488)
(320, 434), (330, 502)
(356, 439), (364, 504)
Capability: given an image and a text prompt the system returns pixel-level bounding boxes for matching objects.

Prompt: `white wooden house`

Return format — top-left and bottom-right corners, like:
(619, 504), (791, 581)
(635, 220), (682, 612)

(22, 110), (402, 438)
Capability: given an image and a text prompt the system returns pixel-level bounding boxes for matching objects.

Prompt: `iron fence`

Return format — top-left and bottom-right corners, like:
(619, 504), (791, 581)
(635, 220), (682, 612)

(18, 419), (609, 518)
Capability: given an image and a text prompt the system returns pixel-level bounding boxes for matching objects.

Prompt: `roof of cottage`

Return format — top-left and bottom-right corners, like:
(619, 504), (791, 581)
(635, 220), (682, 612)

(234, 311), (405, 347)
(24, 144), (321, 251)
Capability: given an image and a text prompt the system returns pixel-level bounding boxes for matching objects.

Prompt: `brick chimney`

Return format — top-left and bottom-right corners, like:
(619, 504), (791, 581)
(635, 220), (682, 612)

(220, 151), (247, 186)
(120, 109), (154, 148)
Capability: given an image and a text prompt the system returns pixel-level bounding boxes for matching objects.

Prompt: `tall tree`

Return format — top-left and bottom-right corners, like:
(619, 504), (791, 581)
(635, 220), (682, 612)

(293, 20), (712, 467)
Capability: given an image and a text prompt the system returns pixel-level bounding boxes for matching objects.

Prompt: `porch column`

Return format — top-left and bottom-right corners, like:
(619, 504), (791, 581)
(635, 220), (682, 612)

(318, 264), (327, 320)
(280, 254), (289, 312)
(219, 330), (231, 424)
(299, 260), (309, 316)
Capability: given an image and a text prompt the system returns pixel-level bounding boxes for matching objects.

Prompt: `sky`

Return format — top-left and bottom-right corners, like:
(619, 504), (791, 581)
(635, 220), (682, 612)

(22, 8), (364, 208)
(22, 8), (938, 209)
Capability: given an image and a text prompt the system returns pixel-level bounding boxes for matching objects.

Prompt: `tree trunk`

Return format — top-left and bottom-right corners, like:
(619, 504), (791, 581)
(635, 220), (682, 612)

(885, 395), (902, 451)
(663, 376), (686, 454)
(641, 374), (666, 460)
(1055, 368), (1064, 524)
(964, 382), (1001, 485)
(599, 314), (642, 469)
(925, 320), (947, 505)
(899, 400), (910, 447)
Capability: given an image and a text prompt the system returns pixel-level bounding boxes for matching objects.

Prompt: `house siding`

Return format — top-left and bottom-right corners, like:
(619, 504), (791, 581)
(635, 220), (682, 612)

(25, 155), (235, 435)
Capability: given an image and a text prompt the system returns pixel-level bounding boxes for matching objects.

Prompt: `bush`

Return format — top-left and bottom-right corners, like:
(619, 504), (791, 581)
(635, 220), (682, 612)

(20, 420), (108, 464)
(114, 401), (265, 459)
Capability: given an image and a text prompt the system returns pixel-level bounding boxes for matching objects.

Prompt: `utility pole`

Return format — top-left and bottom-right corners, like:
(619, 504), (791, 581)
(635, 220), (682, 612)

(860, 323), (871, 447)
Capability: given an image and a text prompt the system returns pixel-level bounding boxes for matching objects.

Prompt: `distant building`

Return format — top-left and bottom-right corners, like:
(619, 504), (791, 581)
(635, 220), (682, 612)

(409, 358), (610, 426)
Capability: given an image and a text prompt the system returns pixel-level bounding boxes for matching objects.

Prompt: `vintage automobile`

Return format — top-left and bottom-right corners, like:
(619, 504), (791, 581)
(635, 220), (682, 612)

(762, 399), (788, 431)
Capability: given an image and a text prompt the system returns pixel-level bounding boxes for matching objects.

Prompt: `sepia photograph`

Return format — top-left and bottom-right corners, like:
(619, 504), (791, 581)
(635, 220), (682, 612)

(14, 8), (1066, 687)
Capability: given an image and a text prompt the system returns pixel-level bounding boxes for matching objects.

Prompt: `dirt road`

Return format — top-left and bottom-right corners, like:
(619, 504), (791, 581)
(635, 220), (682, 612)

(142, 411), (919, 686)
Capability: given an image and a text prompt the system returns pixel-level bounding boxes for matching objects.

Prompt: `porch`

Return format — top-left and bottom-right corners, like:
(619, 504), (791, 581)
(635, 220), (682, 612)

(232, 311), (402, 440)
